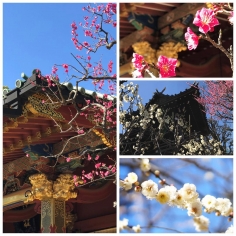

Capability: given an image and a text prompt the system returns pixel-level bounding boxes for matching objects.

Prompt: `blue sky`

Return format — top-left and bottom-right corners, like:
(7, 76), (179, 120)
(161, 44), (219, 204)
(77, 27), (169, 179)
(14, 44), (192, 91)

(120, 158), (233, 233)
(3, 3), (116, 93)
(121, 80), (203, 104)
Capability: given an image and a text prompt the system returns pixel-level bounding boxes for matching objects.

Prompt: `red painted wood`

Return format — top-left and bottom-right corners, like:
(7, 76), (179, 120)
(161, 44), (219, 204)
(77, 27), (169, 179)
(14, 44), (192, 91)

(3, 204), (38, 223)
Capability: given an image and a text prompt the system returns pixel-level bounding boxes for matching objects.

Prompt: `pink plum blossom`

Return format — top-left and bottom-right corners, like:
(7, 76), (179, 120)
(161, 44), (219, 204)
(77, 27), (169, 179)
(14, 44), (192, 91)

(185, 27), (199, 50)
(193, 7), (219, 34)
(156, 56), (177, 78)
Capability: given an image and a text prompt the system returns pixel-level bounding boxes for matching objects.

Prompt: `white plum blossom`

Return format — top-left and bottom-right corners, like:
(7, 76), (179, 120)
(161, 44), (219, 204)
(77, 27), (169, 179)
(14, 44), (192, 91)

(215, 198), (232, 216)
(141, 179), (158, 200)
(132, 225), (141, 233)
(140, 158), (151, 172)
(170, 190), (186, 208)
(180, 183), (199, 202)
(193, 215), (210, 232)
(119, 218), (129, 231)
(225, 225), (234, 233)
(187, 199), (203, 217)
(157, 185), (177, 204)
(127, 172), (138, 184)
(120, 178), (132, 191)
(201, 195), (217, 213)
(156, 187), (171, 204)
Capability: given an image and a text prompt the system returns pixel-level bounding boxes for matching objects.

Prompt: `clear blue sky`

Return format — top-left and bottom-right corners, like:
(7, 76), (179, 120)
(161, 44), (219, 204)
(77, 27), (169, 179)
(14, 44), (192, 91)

(120, 158), (233, 233)
(3, 3), (116, 92)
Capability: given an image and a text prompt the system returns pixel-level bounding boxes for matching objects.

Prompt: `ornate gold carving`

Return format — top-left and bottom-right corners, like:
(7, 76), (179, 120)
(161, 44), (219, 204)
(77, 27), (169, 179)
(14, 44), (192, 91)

(9, 144), (15, 151)
(24, 93), (65, 121)
(17, 139), (24, 148)
(24, 173), (77, 203)
(24, 173), (53, 203)
(27, 136), (32, 144)
(93, 129), (114, 148)
(44, 127), (52, 135)
(53, 174), (77, 201)
(3, 121), (18, 132)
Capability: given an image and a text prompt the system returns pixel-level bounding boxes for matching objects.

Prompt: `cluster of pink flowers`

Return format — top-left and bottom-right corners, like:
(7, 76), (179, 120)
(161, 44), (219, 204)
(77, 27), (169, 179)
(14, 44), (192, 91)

(132, 53), (177, 78)
(195, 81), (233, 121)
(72, 158), (116, 186)
(185, 7), (220, 50)
(108, 60), (113, 73)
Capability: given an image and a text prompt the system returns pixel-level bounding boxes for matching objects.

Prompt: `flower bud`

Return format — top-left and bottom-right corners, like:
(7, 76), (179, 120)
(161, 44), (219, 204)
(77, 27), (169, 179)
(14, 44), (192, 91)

(154, 170), (160, 177)
(134, 186), (142, 192)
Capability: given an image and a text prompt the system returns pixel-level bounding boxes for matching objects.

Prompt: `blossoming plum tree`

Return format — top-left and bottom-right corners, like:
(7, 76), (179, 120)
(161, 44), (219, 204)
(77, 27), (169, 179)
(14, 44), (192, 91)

(119, 158), (233, 233)
(30, 3), (117, 187)
(119, 81), (233, 155)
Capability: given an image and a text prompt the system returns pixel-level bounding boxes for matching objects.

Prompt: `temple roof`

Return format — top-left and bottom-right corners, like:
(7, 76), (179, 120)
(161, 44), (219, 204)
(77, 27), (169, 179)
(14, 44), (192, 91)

(146, 83), (209, 135)
(3, 71), (116, 163)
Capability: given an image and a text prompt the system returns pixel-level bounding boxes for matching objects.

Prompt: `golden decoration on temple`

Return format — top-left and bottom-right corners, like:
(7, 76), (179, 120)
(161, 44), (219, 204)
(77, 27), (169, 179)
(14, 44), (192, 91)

(24, 93), (65, 121)
(24, 173), (77, 203)
(93, 129), (114, 148)
(53, 174), (77, 201)
(24, 173), (53, 203)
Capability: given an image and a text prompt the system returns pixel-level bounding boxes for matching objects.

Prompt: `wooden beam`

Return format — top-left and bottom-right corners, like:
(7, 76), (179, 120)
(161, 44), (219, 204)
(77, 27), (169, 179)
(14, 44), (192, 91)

(158, 3), (205, 29)
(120, 26), (154, 52)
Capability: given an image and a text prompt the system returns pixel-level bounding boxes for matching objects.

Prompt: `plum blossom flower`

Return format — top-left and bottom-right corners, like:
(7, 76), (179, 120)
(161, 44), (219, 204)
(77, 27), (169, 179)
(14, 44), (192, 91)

(193, 7), (219, 34)
(193, 215), (210, 232)
(132, 225), (141, 233)
(132, 69), (144, 78)
(185, 27), (199, 50)
(215, 198), (232, 216)
(156, 188), (171, 204)
(108, 60), (113, 73)
(140, 158), (151, 172)
(187, 200), (202, 217)
(132, 53), (145, 70)
(179, 183), (199, 202)
(120, 178), (132, 191)
(225, 225), (234, 233)
(171, 190), (186, 208)
(62, 64), (69, 73)
(127, 172), (138, 184)
(201, 195), (216, 213)
(141, 179), (158, 200)
(119, 218), (129, 231)
(156, 56), (177, 78)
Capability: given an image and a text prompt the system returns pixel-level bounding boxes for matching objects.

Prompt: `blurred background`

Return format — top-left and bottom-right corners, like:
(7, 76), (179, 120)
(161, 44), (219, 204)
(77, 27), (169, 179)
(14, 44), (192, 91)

(119, 158), (233, 233)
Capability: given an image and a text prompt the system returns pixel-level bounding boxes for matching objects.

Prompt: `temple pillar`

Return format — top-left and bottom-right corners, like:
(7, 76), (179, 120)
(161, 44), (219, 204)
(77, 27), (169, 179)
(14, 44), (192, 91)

(41, 199), (66, 233)
(24, 173), (77, 233)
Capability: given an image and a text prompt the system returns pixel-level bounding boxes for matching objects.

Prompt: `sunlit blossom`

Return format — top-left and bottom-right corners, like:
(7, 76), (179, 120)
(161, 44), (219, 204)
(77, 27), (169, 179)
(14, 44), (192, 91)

(141, 179), (158, 200)
(193, 215), (210, 232)
(193, 7), (219, 34)
(156, 56), (177, 78)
(185, 27), (199, 50)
